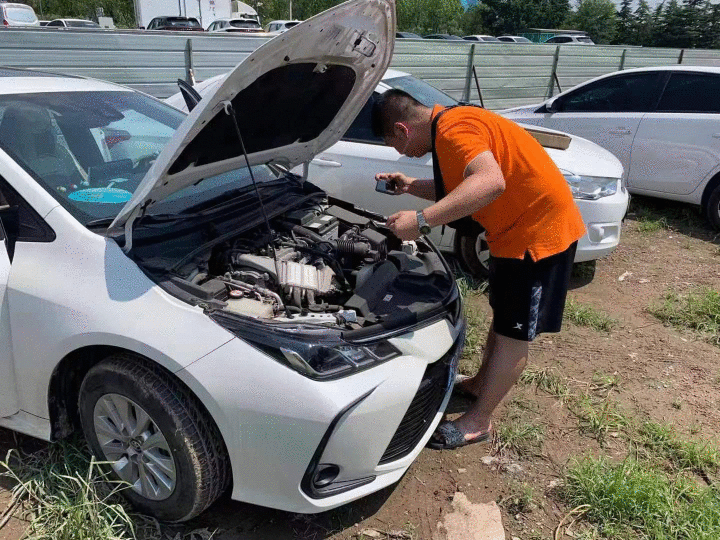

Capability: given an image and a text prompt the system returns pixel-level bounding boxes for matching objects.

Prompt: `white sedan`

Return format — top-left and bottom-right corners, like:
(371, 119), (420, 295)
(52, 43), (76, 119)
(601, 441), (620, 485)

(502, 66), (720, 229)
(0, 0), (465, 522)
(168, 70), (629, 277)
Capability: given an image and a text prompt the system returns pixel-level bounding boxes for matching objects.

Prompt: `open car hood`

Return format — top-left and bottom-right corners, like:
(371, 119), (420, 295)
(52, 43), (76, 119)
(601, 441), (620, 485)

(109, 0), (395, 243)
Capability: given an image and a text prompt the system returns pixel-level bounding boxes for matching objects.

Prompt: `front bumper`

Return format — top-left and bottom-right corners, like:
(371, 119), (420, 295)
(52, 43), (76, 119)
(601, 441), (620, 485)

(574, 183), (629, 262)
(178, 316), (464, 513)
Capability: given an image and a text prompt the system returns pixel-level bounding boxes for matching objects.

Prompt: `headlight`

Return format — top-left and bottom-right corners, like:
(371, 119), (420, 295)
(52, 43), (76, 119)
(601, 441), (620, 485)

(210, 312), (401, 379)
(563, 173), (618, 200)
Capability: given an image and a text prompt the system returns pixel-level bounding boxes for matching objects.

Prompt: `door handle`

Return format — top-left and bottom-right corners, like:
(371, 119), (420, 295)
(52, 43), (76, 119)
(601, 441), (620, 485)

(311, 157), (342, 168)
(609, 128), (632, 135)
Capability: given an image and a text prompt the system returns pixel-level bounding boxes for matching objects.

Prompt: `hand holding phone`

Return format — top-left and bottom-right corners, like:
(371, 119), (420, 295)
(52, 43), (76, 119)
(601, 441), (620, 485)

(375, 179), (397, 194)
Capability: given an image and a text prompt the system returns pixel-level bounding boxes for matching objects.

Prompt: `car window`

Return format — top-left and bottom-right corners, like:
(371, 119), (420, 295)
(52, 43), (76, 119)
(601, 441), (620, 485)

(383, 76), (456, 108)
(47, 20), (63, 26)
(68, 21), (98, 28)
(5, 6), (37, 23)
(558, 73), (660, 113)
(0, 176), (55, 242)
(657, 73), (720, 113)
(343, 92), (382, 144)
(577, 37), (593, 43)
(0, 91), (282, 225)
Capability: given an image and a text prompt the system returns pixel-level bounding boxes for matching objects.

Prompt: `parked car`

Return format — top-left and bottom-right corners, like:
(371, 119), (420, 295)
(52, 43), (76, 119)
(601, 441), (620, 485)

(0, 0), (465, 523)
(497, 35), (532, 43)
(207, 17), (263, 33)
(463, 35), (501, 42)
(38, 20), (50, 26)
(168, 70), (628, 277)
(396, 31), (422, 39)
(265, 19), (301, 33)
(46, 19), (101, 28)
(0, 3), (39, 27)
(423, 34), (464, 41)
(501, 66), (720, 229)
(544, 34), (594, 44)
(145, 16), (203, 31)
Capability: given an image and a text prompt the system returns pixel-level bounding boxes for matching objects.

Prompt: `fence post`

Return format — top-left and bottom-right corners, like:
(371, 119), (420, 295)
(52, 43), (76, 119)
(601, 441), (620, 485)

(185, 38), (195, 84)
(678, 49), (685, 64)
(547, 45), (561, 99)
(619, 48), (627, 70)
(462, 44), (476, 103)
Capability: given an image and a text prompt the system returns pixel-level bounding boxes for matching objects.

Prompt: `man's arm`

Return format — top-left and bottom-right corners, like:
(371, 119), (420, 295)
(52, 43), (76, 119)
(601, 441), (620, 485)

(422, 151), (505, 227)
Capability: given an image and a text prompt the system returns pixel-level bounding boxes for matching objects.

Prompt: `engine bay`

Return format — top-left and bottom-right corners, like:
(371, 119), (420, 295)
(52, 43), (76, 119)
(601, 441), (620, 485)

(146, 195), (455, 330)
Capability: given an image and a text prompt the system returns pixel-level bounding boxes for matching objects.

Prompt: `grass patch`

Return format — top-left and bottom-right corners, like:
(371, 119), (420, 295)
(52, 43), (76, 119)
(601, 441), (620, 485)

(0, 441), (147, 540)
(519, 366), (570, 401)
(590, 371), (621, 395)
(564, 299), (617, 332)
(496, 419), (544, 456)
(636, 422), (720, 478)
(649, 287), (720, 346)
(569, 395), (629, 445)
(498, 483), (535, 515)
(561, 456), (720, 540)
(629, 196), (706, 231)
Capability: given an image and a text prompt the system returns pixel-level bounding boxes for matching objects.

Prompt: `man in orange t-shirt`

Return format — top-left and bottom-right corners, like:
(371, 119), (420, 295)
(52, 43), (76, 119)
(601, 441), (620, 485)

(371, 89), (585, 450)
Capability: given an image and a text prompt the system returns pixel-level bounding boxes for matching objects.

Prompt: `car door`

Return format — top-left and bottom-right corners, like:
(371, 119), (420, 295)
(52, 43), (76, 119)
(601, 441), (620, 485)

(521, 72), (664, 178)
(0, 198), (17, 417)
(302, 93), (451, 247)
(628, 72), (720, 196)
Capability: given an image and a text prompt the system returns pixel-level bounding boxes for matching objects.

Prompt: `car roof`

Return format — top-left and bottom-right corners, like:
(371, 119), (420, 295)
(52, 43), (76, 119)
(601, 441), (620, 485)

(0, 66), (131, 93)
(594, 65), (720, 77)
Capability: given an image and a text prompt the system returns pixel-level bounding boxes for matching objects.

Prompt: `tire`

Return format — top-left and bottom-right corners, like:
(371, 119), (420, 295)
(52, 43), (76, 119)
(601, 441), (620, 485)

(78, 354), (230, 522)
(457, 228), (490, 279)
(705, 183), (720, 230)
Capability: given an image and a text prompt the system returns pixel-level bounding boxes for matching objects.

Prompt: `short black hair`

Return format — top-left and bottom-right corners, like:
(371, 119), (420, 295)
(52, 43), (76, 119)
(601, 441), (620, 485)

(371, 88), (425, 139)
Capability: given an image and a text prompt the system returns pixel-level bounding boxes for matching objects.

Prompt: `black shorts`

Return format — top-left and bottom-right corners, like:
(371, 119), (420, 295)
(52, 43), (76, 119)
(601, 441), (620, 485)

(488, 242), (577, 342)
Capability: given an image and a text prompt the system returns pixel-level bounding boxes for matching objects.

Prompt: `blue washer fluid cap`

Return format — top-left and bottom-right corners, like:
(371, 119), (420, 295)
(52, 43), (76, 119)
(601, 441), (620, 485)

(68, 187), (133, 204)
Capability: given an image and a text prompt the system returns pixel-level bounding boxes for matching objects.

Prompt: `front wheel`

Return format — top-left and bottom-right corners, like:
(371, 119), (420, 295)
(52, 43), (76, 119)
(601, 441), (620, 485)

(78, 354), (230, 522)
(705, 184), (720, 230)
(457, 228), (490, 279)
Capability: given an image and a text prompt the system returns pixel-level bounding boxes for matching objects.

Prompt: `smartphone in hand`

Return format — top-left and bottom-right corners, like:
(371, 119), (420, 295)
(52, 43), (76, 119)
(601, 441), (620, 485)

(375, 179), (397, 194)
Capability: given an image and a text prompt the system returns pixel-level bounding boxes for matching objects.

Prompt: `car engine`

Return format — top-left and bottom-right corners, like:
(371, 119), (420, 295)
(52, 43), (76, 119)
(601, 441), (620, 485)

(162, 200), (454, 329)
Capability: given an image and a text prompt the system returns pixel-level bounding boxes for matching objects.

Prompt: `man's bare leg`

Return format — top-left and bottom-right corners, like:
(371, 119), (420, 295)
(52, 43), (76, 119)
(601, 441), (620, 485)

(453, 327), (529, 439)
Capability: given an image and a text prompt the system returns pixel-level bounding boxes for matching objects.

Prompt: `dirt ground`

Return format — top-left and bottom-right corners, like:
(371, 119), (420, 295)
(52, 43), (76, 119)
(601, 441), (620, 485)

(1, 195), (719, 540)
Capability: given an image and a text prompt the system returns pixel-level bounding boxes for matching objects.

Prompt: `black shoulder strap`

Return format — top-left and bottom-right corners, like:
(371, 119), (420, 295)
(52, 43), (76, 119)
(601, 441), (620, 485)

(431, 102), (485, 201)
(430, 103), (485, 232)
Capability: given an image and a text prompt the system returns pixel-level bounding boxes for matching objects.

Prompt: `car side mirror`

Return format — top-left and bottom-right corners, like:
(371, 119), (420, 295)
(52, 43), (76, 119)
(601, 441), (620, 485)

(177, 79), (202, 112)
(0, 205), (19, 262)
(545, 97), (561, 113)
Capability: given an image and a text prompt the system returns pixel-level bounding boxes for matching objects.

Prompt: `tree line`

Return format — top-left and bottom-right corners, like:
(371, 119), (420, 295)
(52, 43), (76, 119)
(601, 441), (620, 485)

(22, 0), (720, 49)
(260, 0), (720, 49)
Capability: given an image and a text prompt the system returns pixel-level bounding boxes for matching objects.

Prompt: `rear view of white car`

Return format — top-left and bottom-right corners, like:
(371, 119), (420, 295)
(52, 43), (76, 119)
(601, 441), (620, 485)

(502, 66), (720, 229)
(0, 0), (466, 523)
(1, 3), (40, 27)
(168, 70), (628, 277)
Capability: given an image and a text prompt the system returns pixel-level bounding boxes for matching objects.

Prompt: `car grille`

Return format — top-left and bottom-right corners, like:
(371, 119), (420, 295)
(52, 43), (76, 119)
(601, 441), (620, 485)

(378, 335), (460, 465)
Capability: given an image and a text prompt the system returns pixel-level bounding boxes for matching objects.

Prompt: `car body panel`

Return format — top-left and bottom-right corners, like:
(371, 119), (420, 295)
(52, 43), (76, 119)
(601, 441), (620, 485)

(629, 112), (720, 195)
(111, 0), (396, 236)
(179, 317), (459, 513)
(0, 235), (15, 417)
(501, 66), (720, 206)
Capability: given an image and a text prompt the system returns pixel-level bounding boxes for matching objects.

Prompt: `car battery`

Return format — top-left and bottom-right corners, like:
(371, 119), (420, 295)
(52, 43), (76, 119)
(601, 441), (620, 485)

(285, 210), (339, 241)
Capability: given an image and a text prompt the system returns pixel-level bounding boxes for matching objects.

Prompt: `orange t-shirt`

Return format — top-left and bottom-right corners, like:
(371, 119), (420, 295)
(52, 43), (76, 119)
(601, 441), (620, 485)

(433, 105), (586, 261)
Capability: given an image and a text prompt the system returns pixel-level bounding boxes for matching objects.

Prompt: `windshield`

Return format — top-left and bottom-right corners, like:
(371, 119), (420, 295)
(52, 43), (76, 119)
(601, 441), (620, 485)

(0, 91), (281, 226)
(67, 20), (99, 28)
(166, 18), (200, 27)
(229, 20), (261, 28)
(383, 76), (457, 107)
(5, 6), (37, 23)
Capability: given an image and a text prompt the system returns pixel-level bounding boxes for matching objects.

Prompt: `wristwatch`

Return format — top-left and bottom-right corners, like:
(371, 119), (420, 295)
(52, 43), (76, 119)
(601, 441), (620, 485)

(416, 210), (432, 235)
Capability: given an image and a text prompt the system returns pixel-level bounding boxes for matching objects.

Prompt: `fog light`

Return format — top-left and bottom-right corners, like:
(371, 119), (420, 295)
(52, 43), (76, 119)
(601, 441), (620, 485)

(313, 464), (340, 488)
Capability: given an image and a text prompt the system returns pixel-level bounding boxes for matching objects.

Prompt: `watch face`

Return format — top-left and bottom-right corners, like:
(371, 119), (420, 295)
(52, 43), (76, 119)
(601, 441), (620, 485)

(420, 225), (431, 235)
